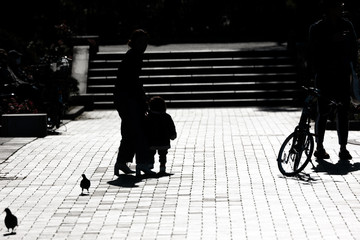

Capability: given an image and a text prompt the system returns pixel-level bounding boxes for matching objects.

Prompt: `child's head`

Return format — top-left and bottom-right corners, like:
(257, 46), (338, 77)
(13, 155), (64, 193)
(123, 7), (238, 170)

(149, 96), (166, 113)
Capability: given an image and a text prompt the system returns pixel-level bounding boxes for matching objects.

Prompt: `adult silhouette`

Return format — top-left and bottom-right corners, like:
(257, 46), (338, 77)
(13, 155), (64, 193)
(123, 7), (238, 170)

(308, 0), (358, 160)
(113, 29), (156, 177)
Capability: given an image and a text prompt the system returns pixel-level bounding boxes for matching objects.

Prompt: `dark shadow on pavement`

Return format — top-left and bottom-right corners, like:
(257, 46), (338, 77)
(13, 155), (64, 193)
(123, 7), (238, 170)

(3, 232), (16, 236)
(156, 172), (174, 178)
(313, 158), (360, 175)
(279, 172), (320, 184)
(108, 175), (142, 188)
(137, 172), (174, 180)
(296, 172), (319, 183)
(108, 172), (174, 187)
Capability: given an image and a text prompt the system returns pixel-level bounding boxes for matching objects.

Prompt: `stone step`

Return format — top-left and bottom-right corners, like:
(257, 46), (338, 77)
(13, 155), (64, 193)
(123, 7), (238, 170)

(63, 105), (85, 120)
(89, 56), (295, 69)
(88, 72), (297, 85)
(87, 81), (298, 94)
(88, 65), (296, 78)
(85, 49), (299, 108)
(92, 98), (297, 109)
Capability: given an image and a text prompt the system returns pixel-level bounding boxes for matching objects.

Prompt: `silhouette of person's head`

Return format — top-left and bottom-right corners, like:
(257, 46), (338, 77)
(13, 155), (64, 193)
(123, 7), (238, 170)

(320, 0), (344, 18)
(149, 96), (166, 113)
(128, 29), (149, 54)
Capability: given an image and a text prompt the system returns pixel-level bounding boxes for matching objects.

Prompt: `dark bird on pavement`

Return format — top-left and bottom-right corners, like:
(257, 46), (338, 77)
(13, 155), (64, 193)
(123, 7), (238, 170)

(4, 208), (18, 233)
(80, 174), (91, 194)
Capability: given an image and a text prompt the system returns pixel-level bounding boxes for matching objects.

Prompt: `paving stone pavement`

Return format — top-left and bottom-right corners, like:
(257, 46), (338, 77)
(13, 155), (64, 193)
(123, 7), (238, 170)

(1, 107), (360, 240)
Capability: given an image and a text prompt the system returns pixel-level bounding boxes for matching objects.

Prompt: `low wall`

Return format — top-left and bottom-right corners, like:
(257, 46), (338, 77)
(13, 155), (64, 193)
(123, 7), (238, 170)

(1, 114), (47, 137)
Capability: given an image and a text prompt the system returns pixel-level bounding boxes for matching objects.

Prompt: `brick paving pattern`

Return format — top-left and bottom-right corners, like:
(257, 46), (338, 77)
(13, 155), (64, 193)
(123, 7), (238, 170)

(1, 107), (360, 239)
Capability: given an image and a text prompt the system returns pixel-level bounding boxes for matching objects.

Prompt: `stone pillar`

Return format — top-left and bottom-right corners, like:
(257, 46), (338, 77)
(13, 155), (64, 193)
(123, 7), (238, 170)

(71, 46), (90, 94)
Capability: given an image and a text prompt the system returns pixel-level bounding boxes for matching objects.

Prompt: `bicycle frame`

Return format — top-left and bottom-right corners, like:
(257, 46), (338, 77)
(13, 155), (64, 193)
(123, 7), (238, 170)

(277, 86), (343, 176)
(277, 87), (318, 176)
(295, 92), (317, 137)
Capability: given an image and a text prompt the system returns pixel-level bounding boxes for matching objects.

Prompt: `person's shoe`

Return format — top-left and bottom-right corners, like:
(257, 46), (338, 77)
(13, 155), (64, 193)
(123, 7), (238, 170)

(339, 149), (352, 160)
(117, 163), (135, 175)
(314, 149), (330, 159)
(136, 164), (156, 177)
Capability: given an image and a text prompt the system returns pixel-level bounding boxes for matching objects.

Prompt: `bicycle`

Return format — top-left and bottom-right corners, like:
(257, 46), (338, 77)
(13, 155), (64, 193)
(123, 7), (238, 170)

(277, 86), (340, 176)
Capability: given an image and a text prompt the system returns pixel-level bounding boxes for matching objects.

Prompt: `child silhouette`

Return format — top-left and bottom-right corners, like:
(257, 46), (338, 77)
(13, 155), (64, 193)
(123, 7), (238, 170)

(145, 96), (177, 173)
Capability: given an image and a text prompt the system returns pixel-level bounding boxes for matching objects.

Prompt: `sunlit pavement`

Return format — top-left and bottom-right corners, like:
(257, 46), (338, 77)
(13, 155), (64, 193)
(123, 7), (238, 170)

(1, 107), (360, 240)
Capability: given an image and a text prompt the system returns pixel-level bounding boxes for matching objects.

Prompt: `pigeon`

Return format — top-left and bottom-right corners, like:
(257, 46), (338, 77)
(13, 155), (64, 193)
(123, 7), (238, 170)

(4, 208), (18, 233)
(80, 174), (90, 194)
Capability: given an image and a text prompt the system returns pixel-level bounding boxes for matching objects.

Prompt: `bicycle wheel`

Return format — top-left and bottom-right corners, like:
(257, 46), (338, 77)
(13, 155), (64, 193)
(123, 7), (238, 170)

(277, 130), (314, 176)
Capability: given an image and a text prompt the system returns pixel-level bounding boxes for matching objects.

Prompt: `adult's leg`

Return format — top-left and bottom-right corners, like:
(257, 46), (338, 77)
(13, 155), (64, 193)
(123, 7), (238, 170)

(129, 100), (156, 176)
(314, 98), (331, 159)
(116, 120), (135, 165)
(336, 98), (350, 146)
(149, 149), (156, 169)
(130, 102), (149, 165)
(315, 98), (331, 147)
(337, 97), (352, 159)
(115, 105), (136, 175)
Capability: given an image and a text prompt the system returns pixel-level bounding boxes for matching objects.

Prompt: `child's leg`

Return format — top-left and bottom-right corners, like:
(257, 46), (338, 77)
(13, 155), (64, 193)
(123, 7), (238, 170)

(158, 150), (168, 172)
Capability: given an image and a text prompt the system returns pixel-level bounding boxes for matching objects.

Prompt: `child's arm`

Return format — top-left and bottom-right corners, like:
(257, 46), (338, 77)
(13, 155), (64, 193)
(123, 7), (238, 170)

(170, 133), (177, 140)
(168, 115), (177, 140)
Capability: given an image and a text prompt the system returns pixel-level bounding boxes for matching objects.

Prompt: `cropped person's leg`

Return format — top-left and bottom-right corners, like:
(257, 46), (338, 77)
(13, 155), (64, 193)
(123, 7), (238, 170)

(337, 98), (352, 160)
(314, 98), (331, 159)
(159, 150), (168, 173)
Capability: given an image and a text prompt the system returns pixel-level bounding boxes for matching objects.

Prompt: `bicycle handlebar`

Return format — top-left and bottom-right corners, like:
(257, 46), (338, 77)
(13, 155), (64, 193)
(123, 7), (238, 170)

(301, 86), (342, 107)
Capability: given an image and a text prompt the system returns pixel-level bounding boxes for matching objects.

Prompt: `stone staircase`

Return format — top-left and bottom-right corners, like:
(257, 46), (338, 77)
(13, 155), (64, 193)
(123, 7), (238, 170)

(85, 48), (300, 108)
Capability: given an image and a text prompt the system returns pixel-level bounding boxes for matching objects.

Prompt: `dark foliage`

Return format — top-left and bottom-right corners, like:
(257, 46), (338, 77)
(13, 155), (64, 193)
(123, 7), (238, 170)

(0, 0), (359, 47)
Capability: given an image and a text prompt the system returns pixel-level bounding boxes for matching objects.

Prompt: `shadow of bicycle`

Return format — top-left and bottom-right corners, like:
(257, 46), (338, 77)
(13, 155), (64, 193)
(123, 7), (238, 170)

(278, 172), (320, 184)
